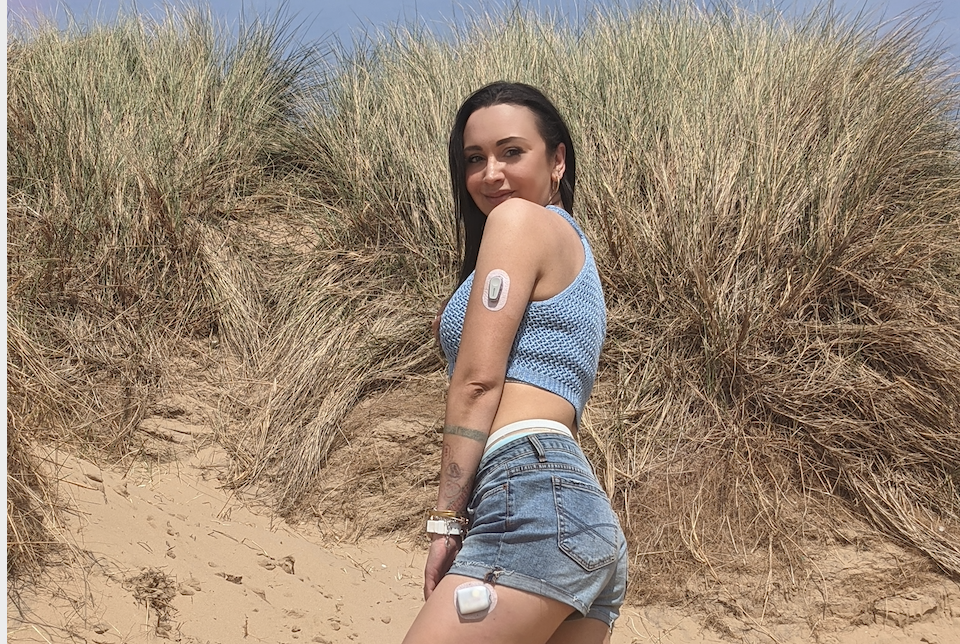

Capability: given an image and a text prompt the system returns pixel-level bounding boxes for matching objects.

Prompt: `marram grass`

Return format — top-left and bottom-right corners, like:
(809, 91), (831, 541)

(7, 2), (960, 606)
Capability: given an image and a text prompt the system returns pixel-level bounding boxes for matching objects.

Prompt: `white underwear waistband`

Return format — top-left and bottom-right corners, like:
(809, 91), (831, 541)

(483, 419), (574, 458)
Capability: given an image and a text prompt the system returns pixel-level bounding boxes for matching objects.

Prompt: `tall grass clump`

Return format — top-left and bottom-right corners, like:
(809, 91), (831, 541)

(563, 6), (960, 595)
(7, 5), (312, 338)
(7, 5), (312, 446)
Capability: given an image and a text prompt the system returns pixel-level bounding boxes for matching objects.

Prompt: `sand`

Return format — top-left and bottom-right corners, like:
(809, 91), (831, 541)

(7, 413), (960, 644)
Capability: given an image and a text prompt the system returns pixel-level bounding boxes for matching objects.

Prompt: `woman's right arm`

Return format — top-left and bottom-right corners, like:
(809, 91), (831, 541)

(423, 201), (549, 597)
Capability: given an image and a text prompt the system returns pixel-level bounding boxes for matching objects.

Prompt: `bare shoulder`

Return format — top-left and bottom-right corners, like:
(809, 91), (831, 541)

(481, 201), (582, 295)
(483, 199), (569, 241)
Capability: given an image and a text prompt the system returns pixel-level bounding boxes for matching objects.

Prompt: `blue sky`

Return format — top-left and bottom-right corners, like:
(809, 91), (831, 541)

(6, 0), (960, 65)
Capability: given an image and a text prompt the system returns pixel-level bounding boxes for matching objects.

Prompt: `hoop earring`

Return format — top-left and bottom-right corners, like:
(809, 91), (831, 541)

(551, 175), (561, 197)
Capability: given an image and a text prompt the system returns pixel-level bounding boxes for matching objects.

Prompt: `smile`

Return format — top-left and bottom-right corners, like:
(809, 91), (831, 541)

(484, 191), (513, 204)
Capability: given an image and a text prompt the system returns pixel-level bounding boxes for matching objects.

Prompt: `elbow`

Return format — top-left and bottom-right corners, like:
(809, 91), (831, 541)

(449, 374), (503, 406)
(455, 380), (498, 401)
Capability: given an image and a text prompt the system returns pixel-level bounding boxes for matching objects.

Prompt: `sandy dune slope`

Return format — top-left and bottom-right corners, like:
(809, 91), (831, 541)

(7, 418), (959, 644)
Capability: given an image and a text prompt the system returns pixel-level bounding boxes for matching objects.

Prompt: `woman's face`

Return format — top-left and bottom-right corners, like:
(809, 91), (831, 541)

(462, 103), (565, 216)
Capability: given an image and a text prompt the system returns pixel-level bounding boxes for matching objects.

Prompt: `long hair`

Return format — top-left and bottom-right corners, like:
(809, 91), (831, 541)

(448, 82), (577, 284)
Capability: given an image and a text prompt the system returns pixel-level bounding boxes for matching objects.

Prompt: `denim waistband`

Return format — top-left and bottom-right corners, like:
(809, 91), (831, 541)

(482, 418), (574, 459)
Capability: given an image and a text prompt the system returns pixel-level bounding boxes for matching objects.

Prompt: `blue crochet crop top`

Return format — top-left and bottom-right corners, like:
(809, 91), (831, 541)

(438, 206), (607, 425)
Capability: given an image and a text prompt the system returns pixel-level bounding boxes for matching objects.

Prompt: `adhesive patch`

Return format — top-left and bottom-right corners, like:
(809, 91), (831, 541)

(482, 269), (510, 311)
(453, 581), (497, 621)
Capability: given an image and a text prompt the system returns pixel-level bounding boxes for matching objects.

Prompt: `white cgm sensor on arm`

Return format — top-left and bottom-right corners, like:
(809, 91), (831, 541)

(482, 269), (510, 311)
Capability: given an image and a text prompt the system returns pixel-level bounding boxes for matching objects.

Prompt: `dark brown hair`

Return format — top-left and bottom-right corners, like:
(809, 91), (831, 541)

(448, 82), (577, 284)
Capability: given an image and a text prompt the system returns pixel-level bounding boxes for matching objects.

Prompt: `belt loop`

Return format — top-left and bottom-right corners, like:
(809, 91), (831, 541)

(528, 434), (547, 462)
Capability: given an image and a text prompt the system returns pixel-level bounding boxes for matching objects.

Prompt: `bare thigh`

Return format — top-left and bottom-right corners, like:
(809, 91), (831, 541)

(402, 574), (581, 644)
(547, 617), (611, 644)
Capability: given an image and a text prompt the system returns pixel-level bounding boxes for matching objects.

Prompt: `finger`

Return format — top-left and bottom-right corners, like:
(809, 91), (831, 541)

(423, 574), (437, 600)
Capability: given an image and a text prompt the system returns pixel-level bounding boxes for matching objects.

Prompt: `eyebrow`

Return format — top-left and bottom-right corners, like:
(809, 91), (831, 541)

(463, 136), (529, 153)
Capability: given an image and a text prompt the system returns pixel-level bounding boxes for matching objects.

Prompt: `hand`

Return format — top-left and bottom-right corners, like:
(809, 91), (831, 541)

(431, 298), (450, 350)
(423, 533), (461, 600)
(431, 311), (442, 347)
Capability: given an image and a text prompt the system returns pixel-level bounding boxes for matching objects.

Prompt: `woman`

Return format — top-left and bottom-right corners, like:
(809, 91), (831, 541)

(403, 82), (627, 644)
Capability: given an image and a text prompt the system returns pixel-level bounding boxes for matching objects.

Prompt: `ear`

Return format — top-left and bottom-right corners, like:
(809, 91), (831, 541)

(553, 142), (566, 179)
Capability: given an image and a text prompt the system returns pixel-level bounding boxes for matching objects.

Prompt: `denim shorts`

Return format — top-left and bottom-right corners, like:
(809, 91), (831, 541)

(447, 427), (628, 627)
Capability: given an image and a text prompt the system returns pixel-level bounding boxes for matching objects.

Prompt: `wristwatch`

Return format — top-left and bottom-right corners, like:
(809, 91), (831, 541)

(426, 517), (464, 536)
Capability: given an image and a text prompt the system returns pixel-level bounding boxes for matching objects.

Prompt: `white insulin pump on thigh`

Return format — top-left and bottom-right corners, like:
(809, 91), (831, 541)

(456, 585), (490, 613)
(454, 582), (497, 618)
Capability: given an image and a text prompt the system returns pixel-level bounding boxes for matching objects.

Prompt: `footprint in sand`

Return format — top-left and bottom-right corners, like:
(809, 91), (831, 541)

(257, 553), (296, 574)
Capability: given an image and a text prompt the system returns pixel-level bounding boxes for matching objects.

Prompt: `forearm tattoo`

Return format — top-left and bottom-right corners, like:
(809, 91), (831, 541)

(443, 424), (487, 443)
(439, 441), (476, 512)
(441, 461), (474, 511)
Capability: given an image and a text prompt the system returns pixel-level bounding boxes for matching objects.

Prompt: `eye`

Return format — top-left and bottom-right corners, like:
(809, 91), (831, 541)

(466, 154), (484, 164)
(504, 147), (522, 157)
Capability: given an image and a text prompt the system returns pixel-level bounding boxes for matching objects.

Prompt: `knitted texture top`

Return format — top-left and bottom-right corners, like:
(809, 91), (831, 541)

(438, 206), (607, 425)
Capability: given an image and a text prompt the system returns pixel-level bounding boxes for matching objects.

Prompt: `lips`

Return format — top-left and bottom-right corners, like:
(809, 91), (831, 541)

(484, 191), (513, 206)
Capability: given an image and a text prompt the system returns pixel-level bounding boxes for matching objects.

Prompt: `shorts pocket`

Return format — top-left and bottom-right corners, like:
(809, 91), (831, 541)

(553, 476), (619, 571)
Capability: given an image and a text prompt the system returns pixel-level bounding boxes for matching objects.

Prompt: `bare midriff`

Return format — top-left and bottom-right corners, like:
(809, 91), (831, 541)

(490, 381), (577, 438)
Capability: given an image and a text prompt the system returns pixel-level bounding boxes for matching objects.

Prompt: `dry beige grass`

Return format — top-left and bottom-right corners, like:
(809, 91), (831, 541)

(6, 412), (58, 585)
(7, 4), (960, 615)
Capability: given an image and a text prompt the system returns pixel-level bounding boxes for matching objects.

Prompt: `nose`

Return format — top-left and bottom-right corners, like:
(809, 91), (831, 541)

(483, 158), (504, 183)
